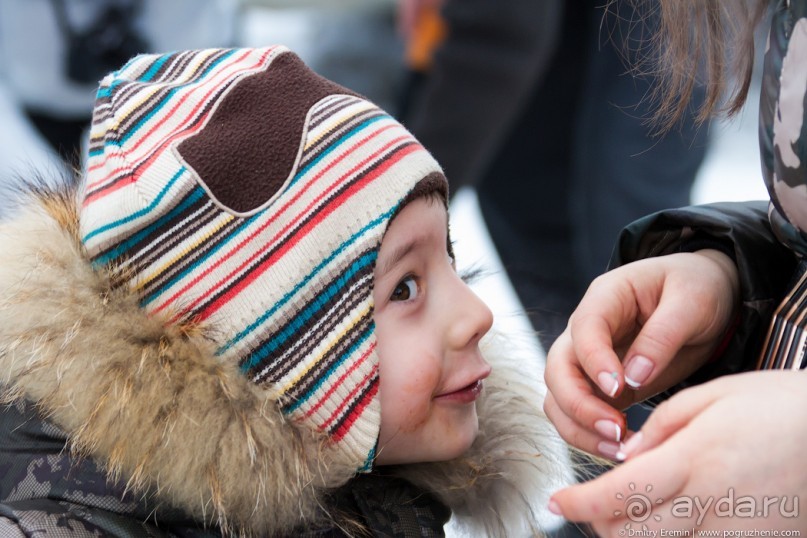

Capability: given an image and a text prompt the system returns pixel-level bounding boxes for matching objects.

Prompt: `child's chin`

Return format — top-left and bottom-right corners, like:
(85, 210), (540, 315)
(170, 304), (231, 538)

(438, 419), (480, 461)
(375, 422), (480, 465)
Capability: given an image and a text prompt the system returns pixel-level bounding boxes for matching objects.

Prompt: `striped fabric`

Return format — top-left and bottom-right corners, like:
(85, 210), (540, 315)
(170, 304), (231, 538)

(80, 47), (446, 471)
(757, 259), (807, 371)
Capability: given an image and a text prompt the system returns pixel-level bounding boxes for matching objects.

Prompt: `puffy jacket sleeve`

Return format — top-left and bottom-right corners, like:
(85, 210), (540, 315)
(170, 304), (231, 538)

(612, 201), (799, 401)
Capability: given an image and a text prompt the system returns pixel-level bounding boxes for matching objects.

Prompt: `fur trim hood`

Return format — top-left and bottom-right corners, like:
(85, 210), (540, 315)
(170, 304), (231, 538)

(0, 185), (561, 536)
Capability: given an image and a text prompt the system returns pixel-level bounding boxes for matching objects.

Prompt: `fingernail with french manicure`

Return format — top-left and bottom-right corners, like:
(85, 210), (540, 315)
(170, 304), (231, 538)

(598, 440), (622, 460)
(594, 419), (622, 442)
(624, 356), (654, 389)
(597, 371), (619, 397)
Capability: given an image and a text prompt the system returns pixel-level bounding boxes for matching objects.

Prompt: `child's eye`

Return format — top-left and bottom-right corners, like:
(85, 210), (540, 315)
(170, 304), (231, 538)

(390, 276), (418, 302)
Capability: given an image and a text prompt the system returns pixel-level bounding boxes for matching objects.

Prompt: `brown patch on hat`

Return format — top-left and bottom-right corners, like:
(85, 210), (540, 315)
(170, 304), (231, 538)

(177, 51), (361, 214)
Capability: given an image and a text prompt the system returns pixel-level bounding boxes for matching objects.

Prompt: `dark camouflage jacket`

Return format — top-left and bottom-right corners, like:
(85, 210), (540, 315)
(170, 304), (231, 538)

(0, 401), (217, 537)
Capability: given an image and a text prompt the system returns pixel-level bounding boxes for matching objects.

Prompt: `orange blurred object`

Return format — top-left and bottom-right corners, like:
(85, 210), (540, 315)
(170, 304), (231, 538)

(405, 5), (447, 72)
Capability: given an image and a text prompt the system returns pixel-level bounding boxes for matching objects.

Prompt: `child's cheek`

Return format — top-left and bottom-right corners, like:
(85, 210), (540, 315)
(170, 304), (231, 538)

(397, 364), (440, 433)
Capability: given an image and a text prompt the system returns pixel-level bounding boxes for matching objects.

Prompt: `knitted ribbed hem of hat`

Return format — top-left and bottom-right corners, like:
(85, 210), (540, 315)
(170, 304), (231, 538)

(79, 46), (448, 473)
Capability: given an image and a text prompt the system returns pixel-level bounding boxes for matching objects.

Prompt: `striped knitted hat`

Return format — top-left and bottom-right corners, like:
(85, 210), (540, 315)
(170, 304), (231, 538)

(80, 46), (447, 472)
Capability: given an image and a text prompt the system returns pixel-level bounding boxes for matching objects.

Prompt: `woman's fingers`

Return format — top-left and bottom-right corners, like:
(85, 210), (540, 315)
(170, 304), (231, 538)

(545, 330), (631, 449)
(620, 251), (739, 391)
(620, 376), (726, 459)
(543, 392), (625, 459)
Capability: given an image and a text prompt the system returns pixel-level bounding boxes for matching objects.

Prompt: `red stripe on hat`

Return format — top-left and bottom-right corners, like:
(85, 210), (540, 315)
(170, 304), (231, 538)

(83, 169), (136, 205)
(187, 141), (419, 323)
(151, 125), (403, 317)
(331, 375), (379, 443)
(320, 364), (378, 432)
(300, 342), (376, 421)
(154, 134), (414, 320)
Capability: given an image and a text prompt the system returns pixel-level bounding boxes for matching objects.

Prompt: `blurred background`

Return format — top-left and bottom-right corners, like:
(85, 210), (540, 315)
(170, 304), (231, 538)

(0, 0), (769, 534)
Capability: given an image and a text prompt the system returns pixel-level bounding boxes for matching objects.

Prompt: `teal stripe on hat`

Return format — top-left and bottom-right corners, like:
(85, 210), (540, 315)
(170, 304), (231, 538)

(92, 185), (206, 266)
(291, 114), (388, 187)
(217, 207), (393, 357)
(82, 166), (188, 244)
(283, 324), (373, 414)
(238, 250), (377, 373)
(140, 52), (173, 82)
(360, 444), (377, 472)
(139, 212), (261, 307)
(118, 49), (238, 145)
(96, 78), (124, 100)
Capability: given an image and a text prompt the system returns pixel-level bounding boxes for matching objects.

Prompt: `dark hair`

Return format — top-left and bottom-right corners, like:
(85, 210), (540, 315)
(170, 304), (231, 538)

(610, 0), (769, 134)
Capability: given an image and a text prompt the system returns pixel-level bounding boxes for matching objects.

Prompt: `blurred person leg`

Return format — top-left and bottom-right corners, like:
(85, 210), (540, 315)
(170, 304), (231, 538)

(547, 6), (707, 536)
(570, 1), (708, 296)
(401, 0), (708, 384)
(474, 2), (589, 352)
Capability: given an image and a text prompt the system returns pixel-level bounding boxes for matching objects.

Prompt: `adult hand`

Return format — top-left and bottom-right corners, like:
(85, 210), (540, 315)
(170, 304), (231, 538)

(549, 370), (807, 534)
(544, 250), (739, 459)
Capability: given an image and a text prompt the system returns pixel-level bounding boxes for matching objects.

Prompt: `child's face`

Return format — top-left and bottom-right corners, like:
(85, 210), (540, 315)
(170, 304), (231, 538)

(372, 196), (493, 465)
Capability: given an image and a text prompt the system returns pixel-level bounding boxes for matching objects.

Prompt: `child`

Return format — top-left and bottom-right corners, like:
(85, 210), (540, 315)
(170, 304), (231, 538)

(0, 46), (556, 536)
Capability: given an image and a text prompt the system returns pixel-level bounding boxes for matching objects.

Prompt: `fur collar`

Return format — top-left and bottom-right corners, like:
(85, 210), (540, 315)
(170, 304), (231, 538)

(0, 184), (560, 536)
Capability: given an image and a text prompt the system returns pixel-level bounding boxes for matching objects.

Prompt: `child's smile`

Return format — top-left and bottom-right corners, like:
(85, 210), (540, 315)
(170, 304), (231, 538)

(434, 378), (488, 404)
(372, 195), (493, 465)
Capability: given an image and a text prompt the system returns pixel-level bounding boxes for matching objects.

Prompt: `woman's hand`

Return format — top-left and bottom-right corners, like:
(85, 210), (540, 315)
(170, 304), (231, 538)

(543, 250), (739, 458)
(548, 371), (807, 535)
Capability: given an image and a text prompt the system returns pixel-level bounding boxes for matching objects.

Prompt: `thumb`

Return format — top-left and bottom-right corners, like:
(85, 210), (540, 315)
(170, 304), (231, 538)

(620, 381), (721, 459)
(622, 250), (738, 392)
(621, 288), (710, 391)
(550, 440), (689, 523)
(550, 384), (723, 522)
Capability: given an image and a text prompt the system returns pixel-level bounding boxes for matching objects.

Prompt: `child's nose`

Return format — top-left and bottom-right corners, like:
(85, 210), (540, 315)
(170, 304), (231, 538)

(446, 280), (494, 350)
